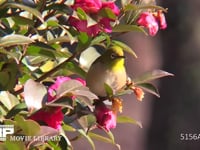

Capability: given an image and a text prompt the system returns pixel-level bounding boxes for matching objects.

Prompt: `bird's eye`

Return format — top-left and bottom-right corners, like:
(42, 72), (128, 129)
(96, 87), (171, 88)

(111, 53), (116, 59)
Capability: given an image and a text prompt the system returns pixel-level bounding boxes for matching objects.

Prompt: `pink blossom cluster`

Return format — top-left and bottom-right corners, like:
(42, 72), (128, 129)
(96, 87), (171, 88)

(69, 0), (120, 36)
(29, 76), (85, 129)
(29, 76), (116, 131)
(137, 11), (167, 36)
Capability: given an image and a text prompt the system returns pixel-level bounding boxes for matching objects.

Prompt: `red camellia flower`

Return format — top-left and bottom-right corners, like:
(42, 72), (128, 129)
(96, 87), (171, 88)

(30, 76), (86, 129)
(72, 0), (102, 13)
(95, 102), (116, 131)
(70, 0), (120, 36)
(29, 107), (63, 129)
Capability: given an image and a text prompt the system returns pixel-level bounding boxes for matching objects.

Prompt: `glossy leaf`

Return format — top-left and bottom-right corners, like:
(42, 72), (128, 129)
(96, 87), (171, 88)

(117, 115), (142, 128)
(56, 80), (85, 97)
(113, 24), (147, 35)
(14, 115), (41, 136)
(24, 79), (47, 110)
(0, 34), (34, 47)
(77, 7), (87, 20)
(104, 83), (114, 97)
(12, 16), (34, 26)
(78, 129), (95, 150)
(4, 3), (43, 22)
(99, 8), (116, 20)
(0, 62), (18, 90)
(4, 141), (26, 150)
(64, 62), (87, 78)
(123, 3), (167, 12)
(40, 60), (55, 73)
(112, 40), (137, 58)
(62, 124), (76, 132)
(133, 69), (174, 84)
(88, 132), (114, 144)
(137, 83), (160, 97)
(47, 36), (75, 45)
(6, 103), (27, 119)
(0, 91), (19, 110)
(138, 5), (167, 13)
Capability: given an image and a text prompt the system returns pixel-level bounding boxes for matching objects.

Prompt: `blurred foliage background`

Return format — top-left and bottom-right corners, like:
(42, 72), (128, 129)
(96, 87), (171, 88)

(84, 0), (200, 149)
(147, 0), (200, 150)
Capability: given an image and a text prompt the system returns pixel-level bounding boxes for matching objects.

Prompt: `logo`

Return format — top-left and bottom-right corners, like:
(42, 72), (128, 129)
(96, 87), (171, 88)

(0, 125), (14, 141)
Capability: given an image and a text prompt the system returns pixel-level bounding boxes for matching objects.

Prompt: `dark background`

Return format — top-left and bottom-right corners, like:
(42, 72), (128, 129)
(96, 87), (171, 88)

(148, 0), (200, 150)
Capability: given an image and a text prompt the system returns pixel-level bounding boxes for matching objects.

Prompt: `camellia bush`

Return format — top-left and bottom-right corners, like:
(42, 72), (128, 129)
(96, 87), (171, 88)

(0, 0), (173, 149)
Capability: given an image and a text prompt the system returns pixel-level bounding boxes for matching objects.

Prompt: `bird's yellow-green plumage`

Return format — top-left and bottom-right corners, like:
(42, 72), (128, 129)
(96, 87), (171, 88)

(86, 46), (127, 97)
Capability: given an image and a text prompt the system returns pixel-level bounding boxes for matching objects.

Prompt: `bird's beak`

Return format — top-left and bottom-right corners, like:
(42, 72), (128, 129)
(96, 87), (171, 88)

(116, 56), (125, 59)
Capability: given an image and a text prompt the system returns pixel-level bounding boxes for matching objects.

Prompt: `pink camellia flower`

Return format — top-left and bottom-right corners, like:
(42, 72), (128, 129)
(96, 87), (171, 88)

(68, 16), (100, 36)
(30, 76), (86, 129)
(137, 11), (167, 36)
(48, 76), (71, 101)
(72, 0), (102, 13)
(155, 10), (167, 29)
(137, 12), (159, 36)
(95, 102), (116, 131)
(102, 1), (120, 16)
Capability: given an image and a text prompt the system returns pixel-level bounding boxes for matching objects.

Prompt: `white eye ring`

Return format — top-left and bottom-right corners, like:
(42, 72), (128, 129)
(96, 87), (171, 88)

(111, 53), (116, 59)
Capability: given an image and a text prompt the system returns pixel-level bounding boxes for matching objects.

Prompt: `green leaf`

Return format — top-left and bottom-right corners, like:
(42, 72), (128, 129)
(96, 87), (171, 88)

(91, 35), (107, 46)
(47, 36), (75, 45)
(123, 4), (167, 13)
(99, 8), (116, 20)
(14, 115), (41, 136)
(0, 62), (18, 90)
(112, 24), (147, 35)
(0, 34), (34, 47)
(78, 129), (95, 150)
(133, 69), (174, 84)
(4, 141), (26, 150)
(138, 5), (168, 13)
(112, 40), (137, 58)
(56, 79), (85, 97)
(45, 3), (71, 14)
(0, 91), (18, 111)
(117, 115), (142, 128)
(78, 32), (90, 45)
(137, 83), (160, 97)
(27, 42), (69, 59)
(24, 79), (47, 110)
(4, 3), (43, 22)
(64, 62), (86, 78)
(6, 103), (27, 119)
(104, 83), (113, 97)
(62, 124), (76, 132)
(0, 48), (20, 62)
(77, 7), (87, 20)
(88, 132), (114, 144)
(46, 97), (73, 109)
(123, 3), (137, 11)
(73, 90), (97, 108)
(12, 16), (34, 26)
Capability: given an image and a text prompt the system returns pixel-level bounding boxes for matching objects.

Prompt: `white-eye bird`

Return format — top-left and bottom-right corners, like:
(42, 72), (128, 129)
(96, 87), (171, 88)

(86, 46), (127, 97)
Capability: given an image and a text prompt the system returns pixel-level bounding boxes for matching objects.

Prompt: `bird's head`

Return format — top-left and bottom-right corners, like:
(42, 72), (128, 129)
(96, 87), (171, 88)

(102, 46), (125, 63)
